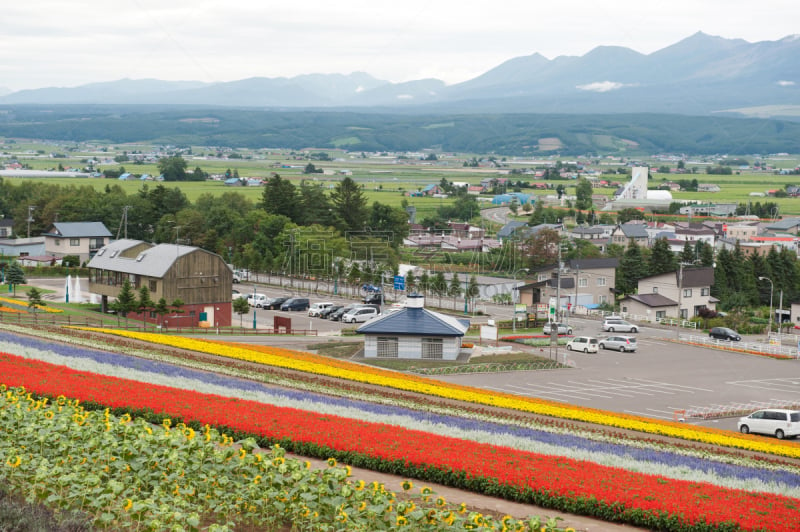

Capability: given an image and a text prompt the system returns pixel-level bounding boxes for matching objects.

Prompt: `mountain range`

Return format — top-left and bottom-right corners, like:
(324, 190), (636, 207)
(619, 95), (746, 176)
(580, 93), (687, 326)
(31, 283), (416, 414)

(1, 33), (799, 118)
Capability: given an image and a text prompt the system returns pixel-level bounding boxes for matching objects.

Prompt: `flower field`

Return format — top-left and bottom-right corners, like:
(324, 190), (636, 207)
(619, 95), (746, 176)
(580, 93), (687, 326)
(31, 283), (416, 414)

(2, 325), (800, 530)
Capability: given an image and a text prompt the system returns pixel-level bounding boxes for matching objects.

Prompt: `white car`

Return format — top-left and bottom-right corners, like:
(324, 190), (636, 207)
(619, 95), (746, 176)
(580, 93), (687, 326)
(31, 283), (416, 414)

(738, 409), (800, 439)
(247, 294), (268, 307)
(308, 302), (334, 317)
(543, 322), (573, 335)
(342, 307), (379, 323)
(566, 336), (598, 353)
(602, 318), (638, 333)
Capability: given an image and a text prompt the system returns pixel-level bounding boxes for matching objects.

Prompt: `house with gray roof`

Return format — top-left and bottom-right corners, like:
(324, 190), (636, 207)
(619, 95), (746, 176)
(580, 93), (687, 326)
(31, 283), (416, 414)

(610, 223), (649, 248)
(517, 258), (619, 311)
(42, 222), (112, 264)
(765, 218), (800, 235)
(619, 293), (678, 321)
(356, 294), (469, 360)
(636, 267), (716, 319)
(87, 239), (232, 327)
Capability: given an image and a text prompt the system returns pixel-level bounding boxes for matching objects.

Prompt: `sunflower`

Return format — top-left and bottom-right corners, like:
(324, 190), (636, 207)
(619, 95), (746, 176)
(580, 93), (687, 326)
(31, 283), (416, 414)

(401, 480), (413, 491)
(326, 457), (337, 467)
(123, 499), (133, 512)
(5, 455), (21, 468)
(396, 516), (408, 526)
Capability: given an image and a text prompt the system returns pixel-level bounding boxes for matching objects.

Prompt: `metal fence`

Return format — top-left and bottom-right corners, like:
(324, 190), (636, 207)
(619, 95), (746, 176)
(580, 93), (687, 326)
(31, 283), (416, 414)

(588, 309), (698, 330)
(682, 334), (798, 358)
(0, 312), (316, 336)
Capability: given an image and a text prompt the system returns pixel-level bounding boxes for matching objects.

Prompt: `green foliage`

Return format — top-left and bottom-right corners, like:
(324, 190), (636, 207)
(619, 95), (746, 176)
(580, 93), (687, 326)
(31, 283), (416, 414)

(26, 287), (46, 314)
(109, 279), (138, 319)
(157, 155), (188, 181)
(5, 261), (26, 296)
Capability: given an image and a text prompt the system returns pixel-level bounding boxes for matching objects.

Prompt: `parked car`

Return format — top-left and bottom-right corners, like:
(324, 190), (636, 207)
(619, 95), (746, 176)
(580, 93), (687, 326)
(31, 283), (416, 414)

(247, 294), (268, 307)
(319, 305), (343, 319)
(264, 297), (289, 310)
(709, 326), (741, 341)
(738, 409), (800, 439)
(566, 336), (598, 353)
(542, 322), (573, 335)
(599, 336), (637, 352)
(308, 302), (334, 317)
(602, 318), (638, 333)
(329, 304), (359, 321)
(342, 306), (379, 323)
(363, 293), (383, 304)
(280, 297), (310, 311)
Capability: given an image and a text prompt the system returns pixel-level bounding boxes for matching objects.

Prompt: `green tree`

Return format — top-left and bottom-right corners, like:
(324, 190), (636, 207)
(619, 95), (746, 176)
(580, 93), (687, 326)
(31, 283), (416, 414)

(331, 177), (368, 232)
(419, 272), (430, 297)
(26, 287), (45, 319)
(405, 270), (416, 293)
(5, 261), (26, 296)
(680, 241), (695, 264)
(154, 297), (170, 328)
(617, 208), (645, 224)
(157, 156), (188, 182)
(616, 242), (648, 295)
(649, 238), (677, 276)
(109, 279), (138, 325)
(466, 275), (480, 312)
(137, 285), (155, 317)
(575, 177), (593, 210)
(431, 271), (447, 307)
(448, 273), (463, 307)
(233, 296), (250, 327)
(297, 181), (335, 227)
(261, 175), (299, 221)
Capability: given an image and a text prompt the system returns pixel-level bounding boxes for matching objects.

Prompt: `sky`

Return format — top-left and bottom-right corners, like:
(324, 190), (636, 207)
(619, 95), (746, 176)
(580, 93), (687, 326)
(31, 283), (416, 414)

(2, 0), (798, 92)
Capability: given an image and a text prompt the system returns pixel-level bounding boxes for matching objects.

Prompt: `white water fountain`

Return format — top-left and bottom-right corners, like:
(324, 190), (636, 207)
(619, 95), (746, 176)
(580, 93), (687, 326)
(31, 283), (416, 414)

(65, 274), (71, 303)
(72, 276), (84, 303)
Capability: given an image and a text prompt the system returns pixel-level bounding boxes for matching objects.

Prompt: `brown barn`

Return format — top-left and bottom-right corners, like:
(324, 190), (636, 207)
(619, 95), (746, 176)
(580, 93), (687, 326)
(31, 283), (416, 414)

(87, 239), (232, 327)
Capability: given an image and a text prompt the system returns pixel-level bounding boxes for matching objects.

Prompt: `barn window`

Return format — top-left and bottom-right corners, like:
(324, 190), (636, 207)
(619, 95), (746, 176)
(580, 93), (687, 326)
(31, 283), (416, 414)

(421, 338), (443, 359)
(377, 337), (398, 358)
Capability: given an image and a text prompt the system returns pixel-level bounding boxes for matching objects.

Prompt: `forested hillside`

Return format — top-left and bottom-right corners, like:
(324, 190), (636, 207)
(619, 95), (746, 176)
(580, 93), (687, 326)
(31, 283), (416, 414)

(0, 105), (796, 155)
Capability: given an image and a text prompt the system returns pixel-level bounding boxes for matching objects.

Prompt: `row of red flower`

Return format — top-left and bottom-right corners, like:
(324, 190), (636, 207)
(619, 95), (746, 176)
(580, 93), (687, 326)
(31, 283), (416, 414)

(1, 350), (796, 531)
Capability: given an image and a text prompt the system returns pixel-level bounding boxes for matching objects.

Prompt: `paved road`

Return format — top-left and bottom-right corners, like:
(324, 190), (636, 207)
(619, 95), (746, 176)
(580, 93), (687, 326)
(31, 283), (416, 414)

(440, 315), (800, 434)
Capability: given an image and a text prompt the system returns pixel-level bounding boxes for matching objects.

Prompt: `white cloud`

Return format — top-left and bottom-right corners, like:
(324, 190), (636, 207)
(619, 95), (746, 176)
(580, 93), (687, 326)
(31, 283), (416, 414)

(777, 80), (796, 86)
(576, 81), (635, 92)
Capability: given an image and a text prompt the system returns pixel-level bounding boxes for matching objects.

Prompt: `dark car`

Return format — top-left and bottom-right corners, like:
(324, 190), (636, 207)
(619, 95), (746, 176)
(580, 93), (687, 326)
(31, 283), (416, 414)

(280, 297), (310, 311)
(363, 293), (383, 304)
(265, 297), (289, 310)
(329, 304), (359, 321)
(709, 327), (741, 341)
(319, 305), (343, 319)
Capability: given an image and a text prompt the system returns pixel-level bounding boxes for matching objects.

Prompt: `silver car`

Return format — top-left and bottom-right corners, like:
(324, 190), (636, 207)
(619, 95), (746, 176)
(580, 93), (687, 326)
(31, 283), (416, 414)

(602, 319), (638, 333)
(542, 322), (573, 335)
(599, 336), (637, 352)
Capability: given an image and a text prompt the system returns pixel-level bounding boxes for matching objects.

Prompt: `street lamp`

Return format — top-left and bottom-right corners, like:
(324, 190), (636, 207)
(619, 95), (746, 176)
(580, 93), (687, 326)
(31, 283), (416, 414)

(252, 284), (257, 330)
(512, 268), (529, 332)
(758, 276), (774, 339)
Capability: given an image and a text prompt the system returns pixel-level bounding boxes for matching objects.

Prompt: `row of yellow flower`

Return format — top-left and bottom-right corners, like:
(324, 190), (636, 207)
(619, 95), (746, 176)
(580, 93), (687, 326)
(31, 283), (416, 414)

(0, 294), (63, 313)
(78, 328), (800, 459)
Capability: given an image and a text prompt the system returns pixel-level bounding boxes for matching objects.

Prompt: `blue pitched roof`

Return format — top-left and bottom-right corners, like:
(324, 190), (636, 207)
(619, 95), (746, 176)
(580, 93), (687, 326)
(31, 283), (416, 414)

(356, 307), (468, 337)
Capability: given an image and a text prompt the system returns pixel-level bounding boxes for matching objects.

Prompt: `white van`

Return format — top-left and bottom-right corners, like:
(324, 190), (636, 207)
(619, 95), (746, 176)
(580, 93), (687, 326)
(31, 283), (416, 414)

(738, 409), (800, 439)
(308, 302), (334, 317)
(566, 336), (599, 353)
(342, 307), (379, 323)
(247, 294), (268, 308)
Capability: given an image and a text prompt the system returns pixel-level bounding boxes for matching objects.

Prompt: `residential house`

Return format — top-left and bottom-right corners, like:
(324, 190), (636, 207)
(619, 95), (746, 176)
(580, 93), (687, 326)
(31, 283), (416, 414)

(497, 221), (528, 241)
(765, 218), (800, 235)
(618, 293), (678, 322)
(673, 224), (716, 246)
(610, 223), (649, 248)
(517, 258), (619, 310)
(0, 237), (46, 259)
(356, 295), (469, 360)
(724, 223), (759, 242)
(42, 222), (112, 264)
(0, 218), (13, 238)
(421, 184), (442, 196)
(636, 267), (716, 319)
(87, 239), (233, 327)
(467, 185), (485, 195)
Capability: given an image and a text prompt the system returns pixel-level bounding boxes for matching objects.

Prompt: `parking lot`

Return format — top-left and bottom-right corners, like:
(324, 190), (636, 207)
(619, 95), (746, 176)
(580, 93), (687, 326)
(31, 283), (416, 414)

(437, 317), (800, 434)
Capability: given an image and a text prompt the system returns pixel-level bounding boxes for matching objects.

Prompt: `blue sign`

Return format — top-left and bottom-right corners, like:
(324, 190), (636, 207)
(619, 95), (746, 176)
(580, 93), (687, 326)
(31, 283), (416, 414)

(393, 275), (405, 290)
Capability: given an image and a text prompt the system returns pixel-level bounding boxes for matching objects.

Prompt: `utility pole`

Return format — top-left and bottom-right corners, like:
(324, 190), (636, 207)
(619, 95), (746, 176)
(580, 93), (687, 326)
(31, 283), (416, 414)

(26, 206), (35, 239)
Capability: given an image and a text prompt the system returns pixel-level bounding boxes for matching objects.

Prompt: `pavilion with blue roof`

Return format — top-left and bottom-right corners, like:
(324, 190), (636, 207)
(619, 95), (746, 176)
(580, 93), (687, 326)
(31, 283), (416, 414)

(356, 294), (469, 360)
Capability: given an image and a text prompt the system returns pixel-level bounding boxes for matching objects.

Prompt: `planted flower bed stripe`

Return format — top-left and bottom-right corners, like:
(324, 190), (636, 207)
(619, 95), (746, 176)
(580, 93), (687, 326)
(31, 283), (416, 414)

(1, 350), (797, 531)
(79, 328), (800, 459)
(5, 333), (798, 498)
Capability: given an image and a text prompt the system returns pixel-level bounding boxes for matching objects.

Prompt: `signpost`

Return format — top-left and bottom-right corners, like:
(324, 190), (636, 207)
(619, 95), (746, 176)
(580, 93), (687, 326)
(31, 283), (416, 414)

(393, 275), (405, 291)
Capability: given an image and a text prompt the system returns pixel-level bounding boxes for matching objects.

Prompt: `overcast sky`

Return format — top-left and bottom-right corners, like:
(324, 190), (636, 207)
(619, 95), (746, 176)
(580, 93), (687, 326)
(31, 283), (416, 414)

(2, 1), (797, 92)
